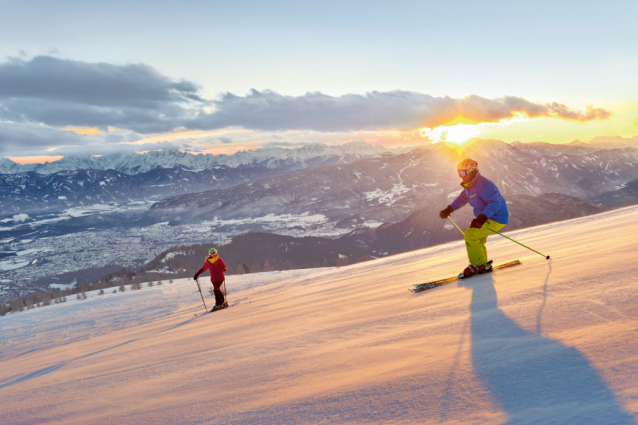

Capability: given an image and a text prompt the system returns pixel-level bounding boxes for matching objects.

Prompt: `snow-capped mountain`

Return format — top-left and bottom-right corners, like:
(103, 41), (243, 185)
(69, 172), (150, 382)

(0, 141), (386, 175)
(462, 140), (638, 197)
(0, 166), (287, 212)
(0, 141), (387, 212)
(144, 140), (638, 228)
(0, 158), (37, 175)
(3, 138), (638, 221)
(569, 135), (638, 150)
(510, 141), (599, 157)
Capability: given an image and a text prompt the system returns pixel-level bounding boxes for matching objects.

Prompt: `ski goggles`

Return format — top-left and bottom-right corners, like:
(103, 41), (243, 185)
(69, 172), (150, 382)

(458, 165), (476, 177)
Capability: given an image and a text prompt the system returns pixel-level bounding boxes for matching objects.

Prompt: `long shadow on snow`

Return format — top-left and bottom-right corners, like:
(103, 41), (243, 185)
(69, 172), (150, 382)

(0, 339), (137, 390)
(466, 274), (634, 424)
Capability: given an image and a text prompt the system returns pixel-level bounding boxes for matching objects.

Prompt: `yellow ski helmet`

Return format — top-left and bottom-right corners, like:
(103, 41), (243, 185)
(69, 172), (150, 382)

(457, 158), (478, 176)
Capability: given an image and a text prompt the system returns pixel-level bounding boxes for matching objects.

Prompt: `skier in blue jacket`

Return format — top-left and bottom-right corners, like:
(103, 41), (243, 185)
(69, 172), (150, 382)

(439, 158), (509, 277)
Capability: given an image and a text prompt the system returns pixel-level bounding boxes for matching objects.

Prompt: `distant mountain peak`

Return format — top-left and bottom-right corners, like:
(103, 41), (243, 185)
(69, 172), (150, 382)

(0, 141), (386, 175)
(569, 135), (638, 149)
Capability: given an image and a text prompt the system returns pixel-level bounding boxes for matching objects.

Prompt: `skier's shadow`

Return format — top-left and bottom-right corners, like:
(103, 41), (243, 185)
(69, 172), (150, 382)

(464, 275), (634, 424)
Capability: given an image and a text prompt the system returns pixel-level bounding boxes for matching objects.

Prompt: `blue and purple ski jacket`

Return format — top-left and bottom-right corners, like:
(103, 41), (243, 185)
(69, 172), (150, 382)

(450, 172), (509, 224)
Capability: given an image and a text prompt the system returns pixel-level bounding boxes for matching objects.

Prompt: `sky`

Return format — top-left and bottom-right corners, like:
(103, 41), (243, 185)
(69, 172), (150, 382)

(0, 0), (637, 162)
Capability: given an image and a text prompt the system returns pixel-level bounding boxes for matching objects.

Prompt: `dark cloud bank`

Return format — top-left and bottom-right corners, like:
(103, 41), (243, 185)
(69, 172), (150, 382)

(0, 56), (612, 153)
(0, 56), (203, 134)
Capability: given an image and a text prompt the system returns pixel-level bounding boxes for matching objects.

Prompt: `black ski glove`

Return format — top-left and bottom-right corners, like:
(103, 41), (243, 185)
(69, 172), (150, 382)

(470, 214), (488, 229)
(193, 274), (199, 281)
(439, 205), (454, 219)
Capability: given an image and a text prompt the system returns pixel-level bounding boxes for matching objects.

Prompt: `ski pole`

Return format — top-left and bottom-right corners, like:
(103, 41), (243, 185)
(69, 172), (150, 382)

(447, 217), (550, 260)
(195, 278), (208, 311)
(222, 279), (227, 306)
(485, 227), (550, 260)
(447, 216), (465, 235)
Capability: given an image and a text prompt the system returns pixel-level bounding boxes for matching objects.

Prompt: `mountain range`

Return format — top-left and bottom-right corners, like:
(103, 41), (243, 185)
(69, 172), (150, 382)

(0, 166), (286, 213)
(0, 141), (386, 175)
(3, 135), (636, 176)
(144, 139), (638, 229)
(568, 134), (638, 149)
(0, 141), (388, 213)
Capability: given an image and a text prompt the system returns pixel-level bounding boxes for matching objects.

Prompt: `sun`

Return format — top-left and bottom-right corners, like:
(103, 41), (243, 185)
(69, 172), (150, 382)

(420, 124), (481, 145)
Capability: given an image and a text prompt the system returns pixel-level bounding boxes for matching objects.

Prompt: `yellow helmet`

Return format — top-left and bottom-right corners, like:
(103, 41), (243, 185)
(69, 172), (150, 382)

(457, 158), (478, 176)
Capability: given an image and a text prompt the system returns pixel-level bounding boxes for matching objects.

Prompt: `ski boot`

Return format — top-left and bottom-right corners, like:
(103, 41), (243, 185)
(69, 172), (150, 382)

(459, 260), (492, 279)
(482, 260), (493, 273)
(211, 304), (226, 312)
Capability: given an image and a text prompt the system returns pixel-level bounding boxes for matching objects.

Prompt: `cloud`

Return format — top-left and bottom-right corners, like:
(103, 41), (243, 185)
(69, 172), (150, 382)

(0, 56), (202, 106)
(543, 102), (612, 122)
(217, 136), (233, 144)
(258, 140), (316, 148)
(0, 121), (182, 157)
(0, 56), (205, 132)
(0, 121), (93, 152)
(0, 56), (612, 142)
(191, 90), (612, 132)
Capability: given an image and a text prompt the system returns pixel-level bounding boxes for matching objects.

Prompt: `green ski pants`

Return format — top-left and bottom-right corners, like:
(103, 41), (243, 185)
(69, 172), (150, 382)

(464, 219), (505, 266)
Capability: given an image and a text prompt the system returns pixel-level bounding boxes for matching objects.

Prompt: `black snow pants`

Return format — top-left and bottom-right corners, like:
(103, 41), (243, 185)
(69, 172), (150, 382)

(213, 289), (225, 306)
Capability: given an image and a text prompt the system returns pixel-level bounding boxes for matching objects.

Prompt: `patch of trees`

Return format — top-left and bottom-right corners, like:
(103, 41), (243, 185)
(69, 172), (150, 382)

(2, 287), (69, 315)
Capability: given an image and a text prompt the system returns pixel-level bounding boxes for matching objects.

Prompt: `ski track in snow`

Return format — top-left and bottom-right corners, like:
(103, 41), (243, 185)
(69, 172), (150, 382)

(1, 206), (638, 424)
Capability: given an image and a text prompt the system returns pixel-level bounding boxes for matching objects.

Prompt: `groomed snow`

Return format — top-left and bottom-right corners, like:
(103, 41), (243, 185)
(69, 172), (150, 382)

(1, 206), (638, 424)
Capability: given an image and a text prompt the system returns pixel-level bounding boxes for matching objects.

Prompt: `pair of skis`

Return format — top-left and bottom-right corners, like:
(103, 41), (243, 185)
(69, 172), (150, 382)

(195, 278), (233, 316)
(194, 301), (240, 317)
(409, 260), (521, 293)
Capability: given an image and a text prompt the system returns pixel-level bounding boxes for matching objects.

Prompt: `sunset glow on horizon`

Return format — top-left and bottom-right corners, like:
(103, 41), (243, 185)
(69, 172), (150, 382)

(9, 155), (64, 165)
(0, 1), (636, 163)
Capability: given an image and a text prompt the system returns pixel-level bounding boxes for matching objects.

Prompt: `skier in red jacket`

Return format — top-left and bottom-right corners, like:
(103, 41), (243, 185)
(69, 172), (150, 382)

(194, 248), (228, 310)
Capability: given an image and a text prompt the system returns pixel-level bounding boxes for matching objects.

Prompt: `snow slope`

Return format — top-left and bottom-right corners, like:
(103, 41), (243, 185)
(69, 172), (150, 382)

(1, 206), (638, 424)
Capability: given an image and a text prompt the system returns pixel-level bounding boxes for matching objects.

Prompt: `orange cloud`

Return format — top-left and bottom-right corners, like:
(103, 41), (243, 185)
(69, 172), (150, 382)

(422, 96), (612, 129)
(61, 127), (101, 135)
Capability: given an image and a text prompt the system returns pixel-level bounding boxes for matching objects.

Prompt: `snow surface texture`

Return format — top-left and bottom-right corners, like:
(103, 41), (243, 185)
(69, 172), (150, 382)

(1, 207), (638, 424)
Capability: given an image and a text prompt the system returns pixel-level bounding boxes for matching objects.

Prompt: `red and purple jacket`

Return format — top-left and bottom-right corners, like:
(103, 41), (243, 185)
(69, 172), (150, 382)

(195, 256), (227, 282)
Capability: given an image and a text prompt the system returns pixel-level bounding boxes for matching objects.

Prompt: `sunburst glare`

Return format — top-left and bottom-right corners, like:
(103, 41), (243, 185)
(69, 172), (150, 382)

(420, 124), (481, 145)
